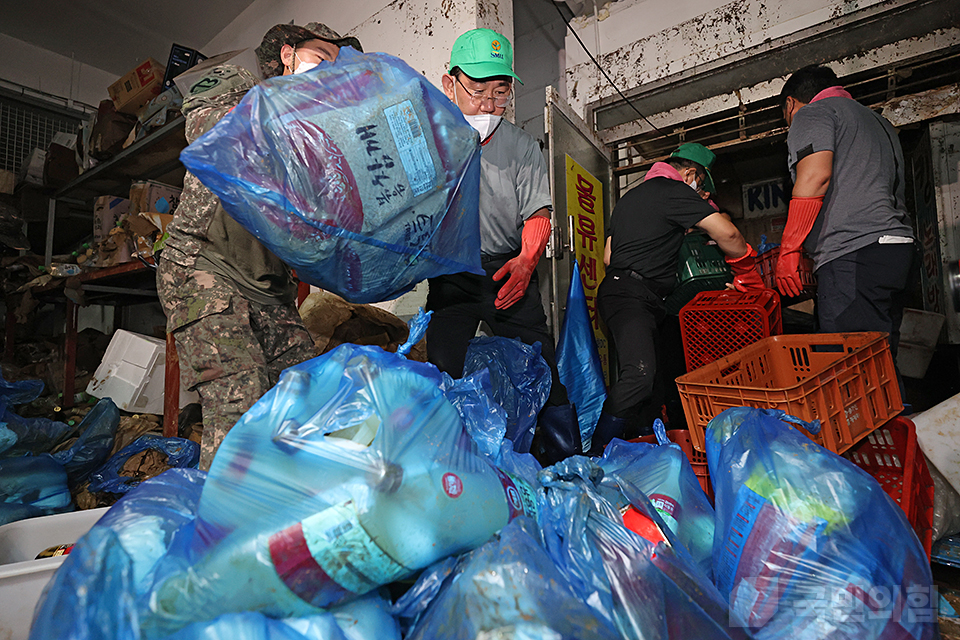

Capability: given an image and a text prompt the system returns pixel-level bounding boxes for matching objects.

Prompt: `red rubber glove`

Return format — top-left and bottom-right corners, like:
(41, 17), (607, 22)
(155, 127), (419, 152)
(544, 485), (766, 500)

(493, 215), (551, 310)
(725, 243), (765, 292)
(776, 196), (823, 298)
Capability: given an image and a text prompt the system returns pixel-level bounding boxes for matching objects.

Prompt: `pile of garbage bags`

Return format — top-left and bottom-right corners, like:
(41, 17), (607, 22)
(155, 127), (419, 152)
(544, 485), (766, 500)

(33, 341), (938, 639)
(30, 335), (937, 640)
(0, 373), (199, 525)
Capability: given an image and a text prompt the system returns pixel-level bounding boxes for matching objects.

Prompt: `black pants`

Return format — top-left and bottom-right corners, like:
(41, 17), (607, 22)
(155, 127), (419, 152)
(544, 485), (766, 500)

(816, 242), (915, 360)
(426, 253), (569, 407)
(596, 269), (669, 430)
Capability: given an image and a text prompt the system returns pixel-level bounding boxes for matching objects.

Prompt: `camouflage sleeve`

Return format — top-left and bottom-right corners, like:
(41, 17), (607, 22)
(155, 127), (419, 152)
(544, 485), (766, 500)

(184, 104), (234, 145)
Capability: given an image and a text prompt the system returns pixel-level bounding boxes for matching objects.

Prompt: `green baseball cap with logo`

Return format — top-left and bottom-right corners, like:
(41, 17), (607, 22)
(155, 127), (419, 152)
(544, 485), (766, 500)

(449, 28), (523, 84)
(670, 142), (716, 193)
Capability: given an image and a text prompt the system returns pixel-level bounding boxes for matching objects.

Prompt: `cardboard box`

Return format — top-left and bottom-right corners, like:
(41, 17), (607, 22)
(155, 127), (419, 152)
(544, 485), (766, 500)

(127, 211), (173, 260)
(108, 58), (166, 115)
(93, 196), (130, 243)
(86, 329), (198, 414)
(128, 180), (181, 218)
(163, 43), (206, 89)
(16, 149), (45, 186)
(0, 170), (13, 195)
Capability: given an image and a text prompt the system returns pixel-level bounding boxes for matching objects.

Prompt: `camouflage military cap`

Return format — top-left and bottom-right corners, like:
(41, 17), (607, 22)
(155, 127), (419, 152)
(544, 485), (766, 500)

(256, 22), (363, 79)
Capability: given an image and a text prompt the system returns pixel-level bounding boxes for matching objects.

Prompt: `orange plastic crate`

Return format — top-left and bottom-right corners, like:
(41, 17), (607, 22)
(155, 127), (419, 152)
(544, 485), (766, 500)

(843, 417), (934, 559)
(676, 332), (903, 454)
(631, 429), (713, 502)
(756, 246), (817, 291)
(679, 289), (782, 372)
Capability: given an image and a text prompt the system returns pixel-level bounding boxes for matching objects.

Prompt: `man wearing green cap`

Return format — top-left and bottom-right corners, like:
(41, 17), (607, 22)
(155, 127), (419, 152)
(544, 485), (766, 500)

(425, 28), (580, 465)
(158, 23), (363, 471)
(587, 143), (764, 454)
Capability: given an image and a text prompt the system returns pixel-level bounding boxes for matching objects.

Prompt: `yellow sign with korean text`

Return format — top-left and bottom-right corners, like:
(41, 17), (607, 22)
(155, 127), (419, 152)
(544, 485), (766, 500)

(565, 154), (609, 383)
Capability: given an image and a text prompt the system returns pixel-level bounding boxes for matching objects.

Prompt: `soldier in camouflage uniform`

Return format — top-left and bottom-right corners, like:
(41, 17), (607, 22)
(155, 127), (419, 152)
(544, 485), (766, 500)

(158, 64), (317, 472)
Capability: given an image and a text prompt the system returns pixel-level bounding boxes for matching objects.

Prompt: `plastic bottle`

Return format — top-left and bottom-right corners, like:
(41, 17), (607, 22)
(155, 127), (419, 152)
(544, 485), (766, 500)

(38, 263), (82, 277)
(146, 457), (537, 636)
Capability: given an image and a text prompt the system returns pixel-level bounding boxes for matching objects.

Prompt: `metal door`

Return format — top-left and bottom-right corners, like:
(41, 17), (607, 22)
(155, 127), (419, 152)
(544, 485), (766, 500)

(543, 86), (614, 379)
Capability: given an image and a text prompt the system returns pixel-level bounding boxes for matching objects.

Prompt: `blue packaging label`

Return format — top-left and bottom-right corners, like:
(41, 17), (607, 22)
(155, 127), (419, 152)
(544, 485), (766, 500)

(383, 100), (436, 197)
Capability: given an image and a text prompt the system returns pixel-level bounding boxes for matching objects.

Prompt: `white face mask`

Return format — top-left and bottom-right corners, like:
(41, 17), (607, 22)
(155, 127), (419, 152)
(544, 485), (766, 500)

(463, 113), (502, 141)
(688, 178), (698, 192)
(293, 53), (319, 75)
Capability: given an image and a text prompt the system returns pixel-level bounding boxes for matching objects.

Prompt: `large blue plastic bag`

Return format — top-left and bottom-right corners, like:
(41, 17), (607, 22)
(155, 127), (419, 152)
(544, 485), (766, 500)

(87, 434), (200, 494)
(599, 423), (716, 579)
(706, 407), (937, 640)
(538, 456), (749, 640)
(557, 259), (607, 450)
(180, 46), (482, 304)
(140, 344), (538, 636)
(0, 410), (73, 457)
(51, 397), (121, 485)
(463, 336), (551, 453)
(0, 372), (72, 457)
(0, 455), (73, 525)
(405, 518), (621, 640)
(160, 592), (400, 640)
(30, 469), (205, 640)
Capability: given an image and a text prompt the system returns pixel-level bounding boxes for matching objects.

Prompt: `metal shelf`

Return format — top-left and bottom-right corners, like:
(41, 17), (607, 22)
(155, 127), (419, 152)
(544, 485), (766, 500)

(54, 116), (187, 206)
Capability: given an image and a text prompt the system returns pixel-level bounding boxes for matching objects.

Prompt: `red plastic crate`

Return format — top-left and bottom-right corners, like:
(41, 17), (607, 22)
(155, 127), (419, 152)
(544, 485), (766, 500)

(679, 289), (782, 372)
(843, 417), (934, 559)
(631, 429), (713, 502)
(676, 332), (903, 455)
(756, 246), (817, 292)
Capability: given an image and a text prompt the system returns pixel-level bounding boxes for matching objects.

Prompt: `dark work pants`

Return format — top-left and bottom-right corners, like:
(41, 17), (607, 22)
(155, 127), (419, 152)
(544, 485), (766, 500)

(426, 253), (569, 407)
(816, 242), (915, 360)
(816, 241), (915, 398)
(596, 269), (669, 433)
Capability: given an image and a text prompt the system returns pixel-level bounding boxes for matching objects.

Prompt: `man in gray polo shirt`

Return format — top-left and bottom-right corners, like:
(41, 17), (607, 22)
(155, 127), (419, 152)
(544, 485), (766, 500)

(426, 28), (580, 465)
(777, 65), (915, 363)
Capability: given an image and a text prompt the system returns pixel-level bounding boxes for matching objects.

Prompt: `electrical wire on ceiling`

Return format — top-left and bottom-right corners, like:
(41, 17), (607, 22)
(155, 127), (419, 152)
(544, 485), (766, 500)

(549, 0), (664, 135)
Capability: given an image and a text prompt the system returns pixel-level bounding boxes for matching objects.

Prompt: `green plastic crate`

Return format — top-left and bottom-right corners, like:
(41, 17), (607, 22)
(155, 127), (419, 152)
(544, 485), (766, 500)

(664, 233), (731, 314)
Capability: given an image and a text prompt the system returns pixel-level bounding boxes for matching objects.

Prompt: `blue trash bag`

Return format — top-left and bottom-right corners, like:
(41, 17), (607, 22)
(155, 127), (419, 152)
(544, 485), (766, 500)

(0, 454), (73, 525)
(139, 344), (538, 637)
(0, 410), (73, 458)
(87, 434), (199, 494)
(440, 367), (508, 460)
(30, 468), (205, 640)
(0, 372), (72, 457)
(404, 518), (622, 640)
(557, 259), (607, 451)
(598, 421), (716, 580)
(463, 336), (552, 454)
(51, 398), (121, 485)
(706, 407), (938, 640)
(755, 234), (778, 254)
(180, 46), (482, 304)
(159, 591), (401, 640)
(538, 456), (750, 640)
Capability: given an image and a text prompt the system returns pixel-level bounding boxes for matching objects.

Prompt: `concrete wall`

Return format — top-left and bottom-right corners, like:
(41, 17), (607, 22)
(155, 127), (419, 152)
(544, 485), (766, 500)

(202, 0), (512, 90)
(562, 0), (951, 124)
(0, 33), (116, 109)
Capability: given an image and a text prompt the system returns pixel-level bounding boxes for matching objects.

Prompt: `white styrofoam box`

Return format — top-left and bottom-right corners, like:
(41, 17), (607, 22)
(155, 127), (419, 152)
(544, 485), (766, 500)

(0, 508), (108, 640)
(86, 329), (198, 415)
(914, 392), (960, 496)
(896, 308), (946, 379)
(900, 308), (945, 349)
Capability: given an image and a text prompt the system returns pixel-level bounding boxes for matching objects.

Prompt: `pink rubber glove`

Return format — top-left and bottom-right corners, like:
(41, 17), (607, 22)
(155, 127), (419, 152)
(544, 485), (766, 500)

(493, 215), (551, 310)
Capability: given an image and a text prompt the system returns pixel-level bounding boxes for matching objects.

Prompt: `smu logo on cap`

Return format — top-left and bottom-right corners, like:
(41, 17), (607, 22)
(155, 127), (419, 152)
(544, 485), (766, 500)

(490, 39), (504, 59)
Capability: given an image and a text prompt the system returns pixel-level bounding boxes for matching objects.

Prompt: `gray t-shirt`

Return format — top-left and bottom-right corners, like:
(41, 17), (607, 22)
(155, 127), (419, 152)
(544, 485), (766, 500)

(478, 120), (552, 256)
(786, 97), (914, 269)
